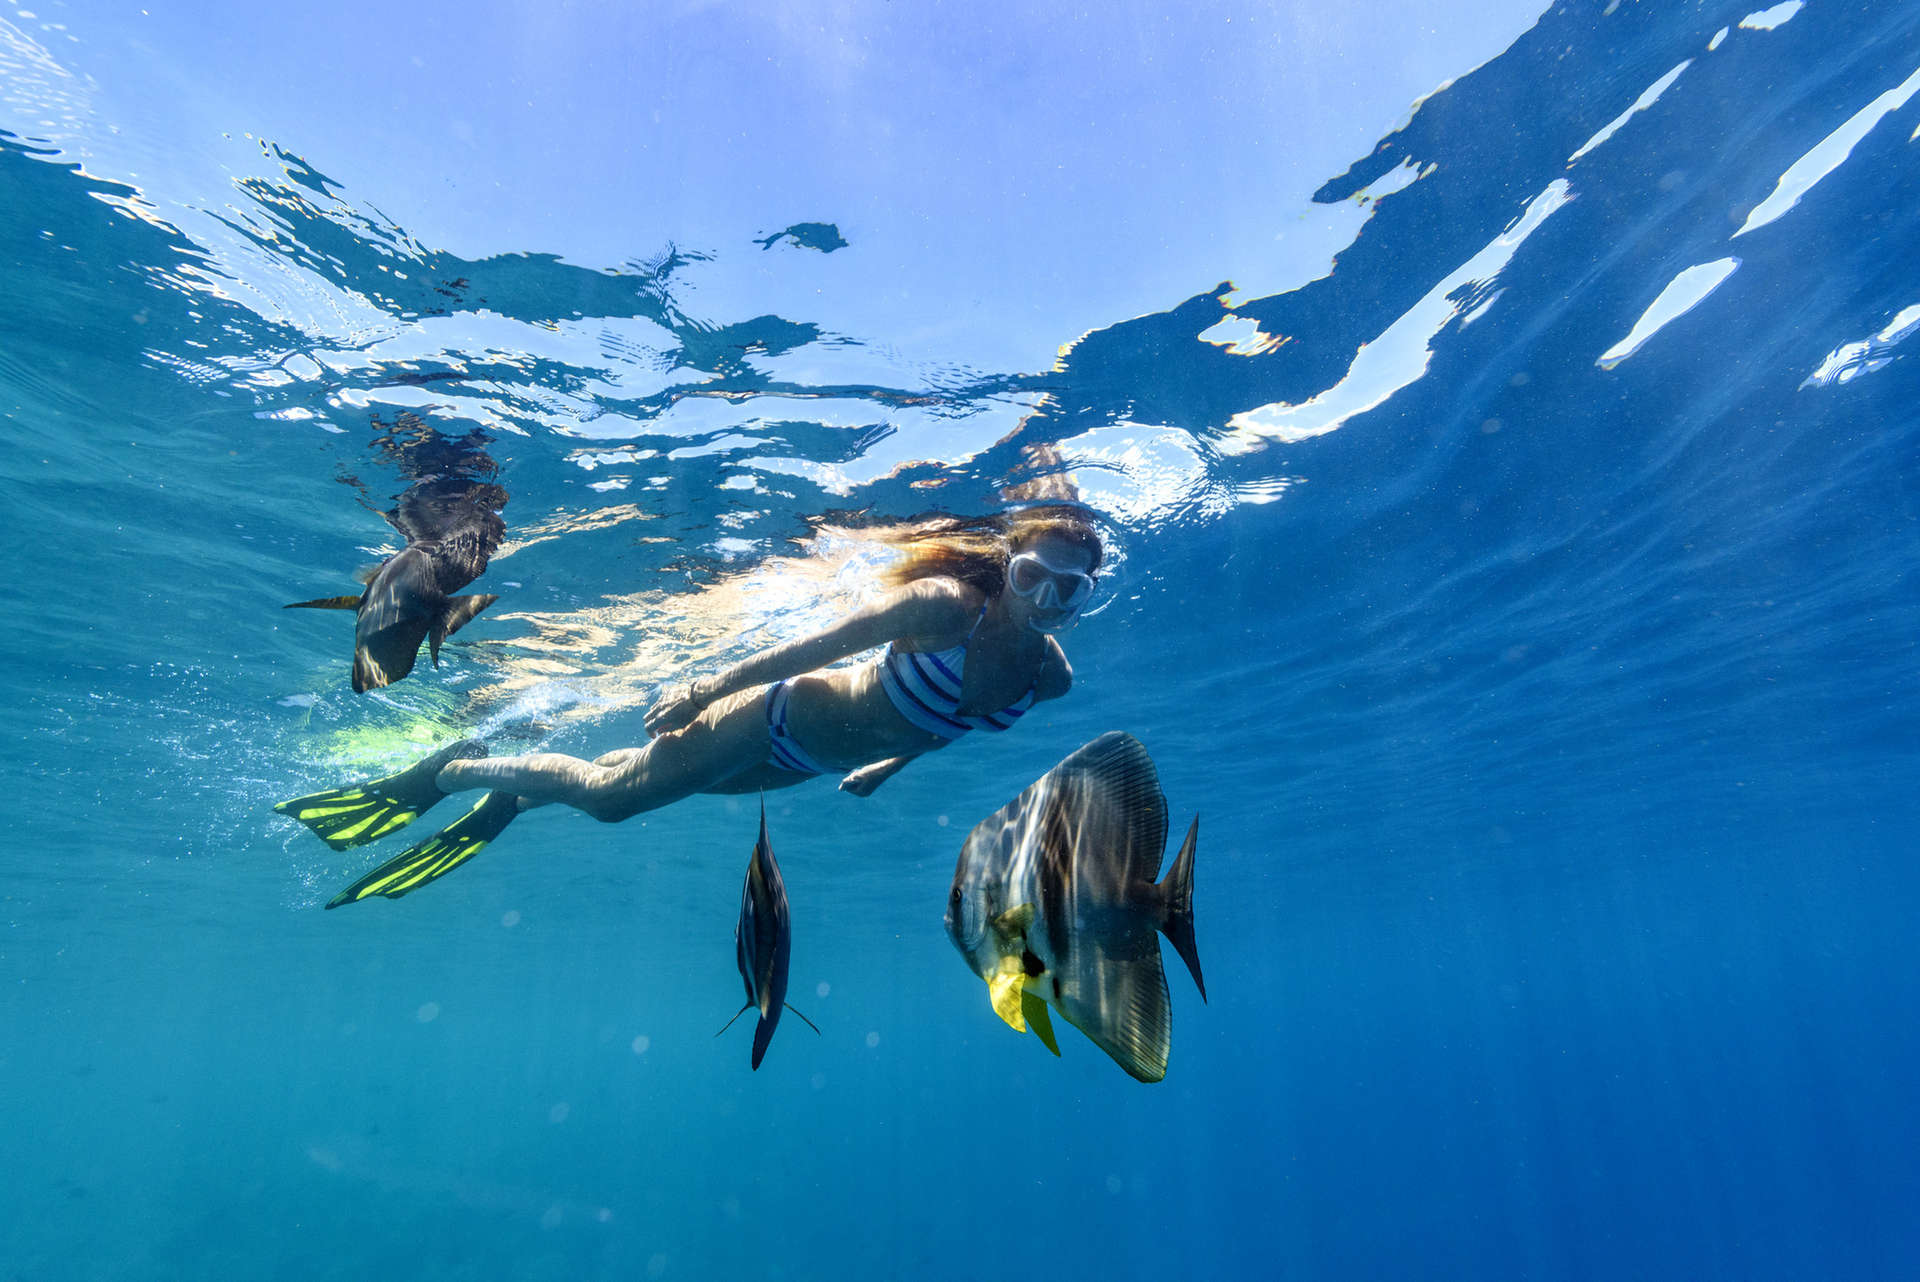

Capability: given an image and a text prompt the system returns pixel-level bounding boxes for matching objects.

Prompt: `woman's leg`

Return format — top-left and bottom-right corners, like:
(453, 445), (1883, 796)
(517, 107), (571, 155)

(703, 763), (822, 795)
(436, 688), (778, 822)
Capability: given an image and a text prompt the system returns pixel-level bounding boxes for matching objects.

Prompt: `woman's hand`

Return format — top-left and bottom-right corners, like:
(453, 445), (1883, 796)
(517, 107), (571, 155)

(839, 756), (911, 797)
(644, 681), (706, 736)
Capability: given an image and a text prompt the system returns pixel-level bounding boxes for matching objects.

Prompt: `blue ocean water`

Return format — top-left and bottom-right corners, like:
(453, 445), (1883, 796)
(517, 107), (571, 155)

(4, 1), (1919, 1278)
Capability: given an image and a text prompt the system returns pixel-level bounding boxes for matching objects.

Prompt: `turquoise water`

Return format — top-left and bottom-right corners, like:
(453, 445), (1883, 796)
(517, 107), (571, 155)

(5, 1), (1920, 1278)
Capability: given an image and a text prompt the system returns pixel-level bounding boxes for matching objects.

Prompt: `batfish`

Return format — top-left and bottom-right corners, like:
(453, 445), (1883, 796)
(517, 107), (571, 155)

(288, 469), (505, 692)
(717, 800), (818, 1069)
(945, 731), (1203, 1083)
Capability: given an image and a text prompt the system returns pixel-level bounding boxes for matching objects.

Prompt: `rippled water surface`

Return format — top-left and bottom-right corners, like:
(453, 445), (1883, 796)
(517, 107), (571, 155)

(4, 1), (1919, 1278)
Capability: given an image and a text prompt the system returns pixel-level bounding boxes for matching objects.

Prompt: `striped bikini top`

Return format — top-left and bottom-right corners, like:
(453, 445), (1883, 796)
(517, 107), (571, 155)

(877, 605), (1035, 740)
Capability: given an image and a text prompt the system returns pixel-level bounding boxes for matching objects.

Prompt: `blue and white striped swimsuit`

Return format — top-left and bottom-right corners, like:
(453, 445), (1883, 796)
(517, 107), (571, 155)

(876, 605), (1035, 740)
(765, 678), (831, 775)
(764, 605), (1035, 776)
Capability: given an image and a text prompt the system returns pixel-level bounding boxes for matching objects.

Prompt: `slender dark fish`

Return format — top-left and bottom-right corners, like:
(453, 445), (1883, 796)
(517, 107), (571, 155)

(718, 800), (818, 1069)
(286, 417), (506, 692)
(945, 732), (1204, 1083)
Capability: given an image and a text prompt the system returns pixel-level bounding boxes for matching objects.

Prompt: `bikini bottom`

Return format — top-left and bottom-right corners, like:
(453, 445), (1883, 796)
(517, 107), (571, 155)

(764, 679), (832, 776)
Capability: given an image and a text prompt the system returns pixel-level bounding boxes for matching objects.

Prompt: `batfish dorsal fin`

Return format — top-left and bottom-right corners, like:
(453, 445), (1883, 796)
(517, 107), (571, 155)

(1057, 732), (1168, 883)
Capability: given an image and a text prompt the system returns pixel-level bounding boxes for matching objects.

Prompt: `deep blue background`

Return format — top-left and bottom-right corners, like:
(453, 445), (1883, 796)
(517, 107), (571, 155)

(4, 1), (1918, 1278)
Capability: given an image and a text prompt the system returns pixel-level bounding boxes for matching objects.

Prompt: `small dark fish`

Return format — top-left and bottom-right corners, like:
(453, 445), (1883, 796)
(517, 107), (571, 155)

(945, 732), (1203, 1083)
(717, 800), (818, 1069)
(286, 474), (506, 692)
(753, 222), (849, 254)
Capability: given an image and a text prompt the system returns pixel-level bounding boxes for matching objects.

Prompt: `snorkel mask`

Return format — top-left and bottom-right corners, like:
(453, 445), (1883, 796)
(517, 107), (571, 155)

(1007, 549), (1095, 633)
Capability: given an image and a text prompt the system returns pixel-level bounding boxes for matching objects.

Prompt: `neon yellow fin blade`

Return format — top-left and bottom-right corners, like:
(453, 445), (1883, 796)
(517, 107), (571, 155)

(274, 739), (486, 852)
(325, 790), (518, 908)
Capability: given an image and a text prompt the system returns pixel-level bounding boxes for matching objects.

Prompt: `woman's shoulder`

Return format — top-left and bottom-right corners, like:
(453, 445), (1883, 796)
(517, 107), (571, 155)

(888, 576), (983, 637)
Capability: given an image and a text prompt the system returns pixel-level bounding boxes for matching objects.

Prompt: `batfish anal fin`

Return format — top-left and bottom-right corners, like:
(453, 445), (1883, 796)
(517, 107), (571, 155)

(1022, 989), (1062, 1057)
(284, 595), (364, 611)
(1055, 945), (1174, 1084)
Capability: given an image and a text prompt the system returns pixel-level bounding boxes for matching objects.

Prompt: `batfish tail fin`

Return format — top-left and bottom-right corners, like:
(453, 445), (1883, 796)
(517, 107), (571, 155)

(1158, 816), (1205, 1002)
(428, 593), (498, 666)
(284, 595), (363, 610)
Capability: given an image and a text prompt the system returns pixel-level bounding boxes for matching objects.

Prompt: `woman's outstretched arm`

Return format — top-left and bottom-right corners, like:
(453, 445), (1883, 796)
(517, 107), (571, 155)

(644, 579), (973, 735)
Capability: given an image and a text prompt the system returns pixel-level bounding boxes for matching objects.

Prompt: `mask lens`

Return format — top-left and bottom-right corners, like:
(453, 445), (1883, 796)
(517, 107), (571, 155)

(1009, 552), (1095, 609)
(1009, 555), (1048, 596)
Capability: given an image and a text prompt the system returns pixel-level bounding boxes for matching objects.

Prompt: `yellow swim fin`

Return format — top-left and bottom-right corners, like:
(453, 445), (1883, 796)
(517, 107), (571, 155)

(325, 790), (519, 908)
(275, 739), (485, 852)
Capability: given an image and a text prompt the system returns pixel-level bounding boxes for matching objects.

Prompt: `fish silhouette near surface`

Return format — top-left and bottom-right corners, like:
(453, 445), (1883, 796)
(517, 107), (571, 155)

(753, 222), (848, 254)
(717, 800), (819, 1069)
(287, 417), (506, 692)
(945, 731), (1204, 1083)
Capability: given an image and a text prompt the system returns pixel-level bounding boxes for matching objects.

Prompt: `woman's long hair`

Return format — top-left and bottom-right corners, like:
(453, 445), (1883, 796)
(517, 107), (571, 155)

(882, 504), (1103, 597)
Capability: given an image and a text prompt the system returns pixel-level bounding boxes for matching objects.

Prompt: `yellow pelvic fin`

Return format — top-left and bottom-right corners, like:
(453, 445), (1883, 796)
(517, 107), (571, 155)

(1022, 990), (1061, 1057)
(988, 965), (1027, 1032)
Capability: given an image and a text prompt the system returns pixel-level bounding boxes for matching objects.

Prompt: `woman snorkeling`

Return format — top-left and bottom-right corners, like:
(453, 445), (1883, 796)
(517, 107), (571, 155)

(277, 504), (1104, 907)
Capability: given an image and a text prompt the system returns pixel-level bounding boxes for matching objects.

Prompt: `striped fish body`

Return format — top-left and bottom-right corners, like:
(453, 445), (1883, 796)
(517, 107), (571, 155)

(734, 804), (792, 1070)
(945, 732), (1203, 1083)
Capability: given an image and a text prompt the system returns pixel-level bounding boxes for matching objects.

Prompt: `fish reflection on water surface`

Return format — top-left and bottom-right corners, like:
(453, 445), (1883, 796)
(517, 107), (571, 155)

(285, 413), (506, 692)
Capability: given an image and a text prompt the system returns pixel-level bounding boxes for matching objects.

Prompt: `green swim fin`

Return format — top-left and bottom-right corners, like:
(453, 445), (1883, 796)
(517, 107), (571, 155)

(325, 790), (520, 908)
(275, 739), (487, 851)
